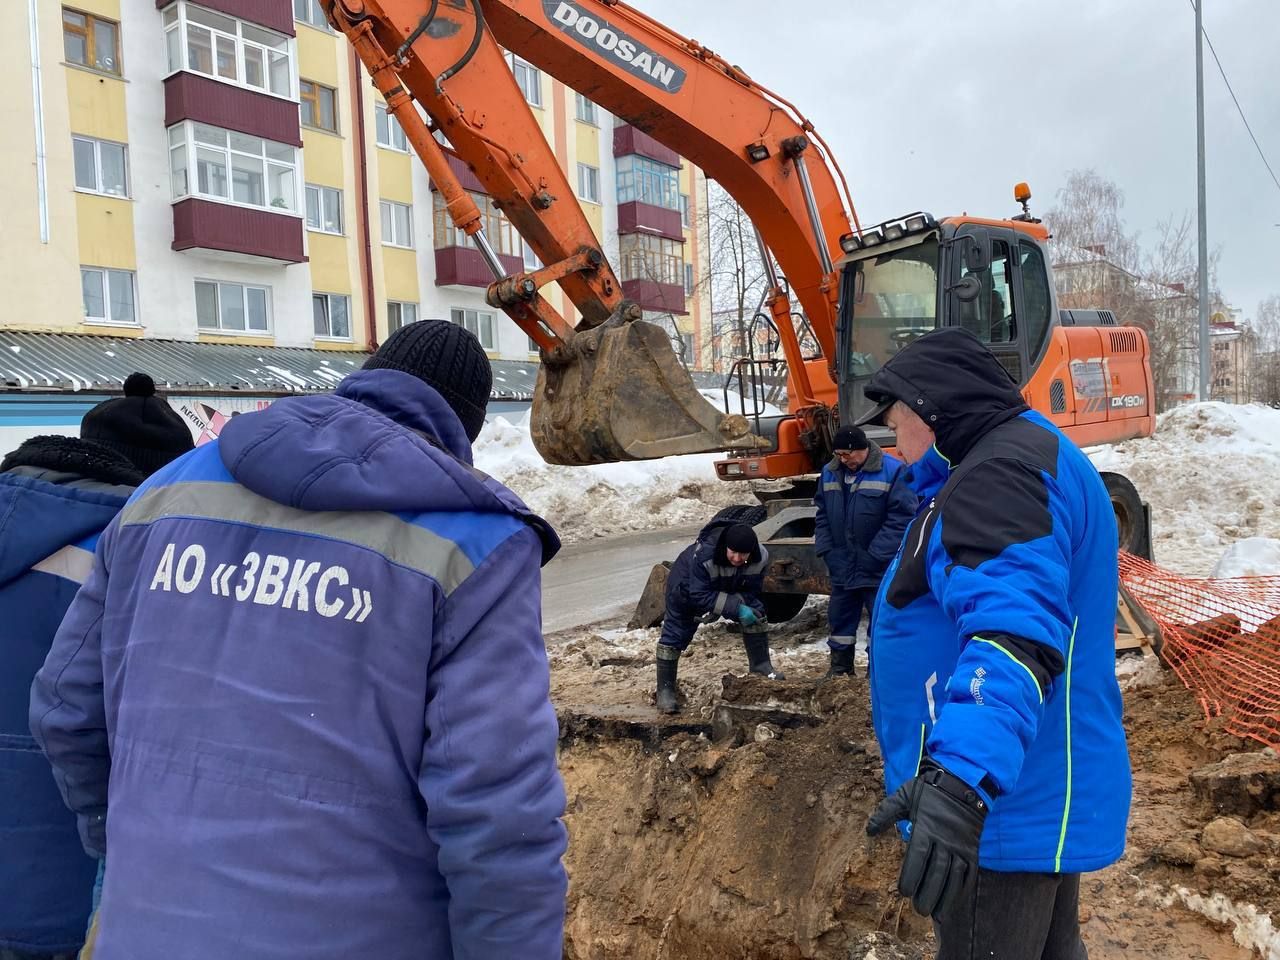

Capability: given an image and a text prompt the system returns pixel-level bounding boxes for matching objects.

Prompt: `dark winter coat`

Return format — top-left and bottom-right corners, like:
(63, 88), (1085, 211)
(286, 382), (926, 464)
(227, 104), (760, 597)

(813, 442), (916, 590)
(29, 370), (568, 960)
(866, 328), (1131, 872)
(666, 518), (769, 620)
(1, 437), (141, 954)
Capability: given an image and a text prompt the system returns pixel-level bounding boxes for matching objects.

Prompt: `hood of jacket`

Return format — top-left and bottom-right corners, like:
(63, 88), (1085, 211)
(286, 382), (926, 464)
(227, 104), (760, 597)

(863, 328), (1028, 464)
(217, 368), (559, 563)
(0, 437), (137, 586)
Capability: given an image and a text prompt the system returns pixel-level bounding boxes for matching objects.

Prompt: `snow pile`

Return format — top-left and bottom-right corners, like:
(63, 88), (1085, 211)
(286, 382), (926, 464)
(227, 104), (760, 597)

(699, 389), (786, 418)
(473, 412), (759, 543)
(1213, 537), (1280, 578)
(1088, 403), (1280, 576)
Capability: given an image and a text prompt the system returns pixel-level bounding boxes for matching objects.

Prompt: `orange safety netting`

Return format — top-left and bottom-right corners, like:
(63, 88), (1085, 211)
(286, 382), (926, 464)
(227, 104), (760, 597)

(1119, 551), (1280, 749)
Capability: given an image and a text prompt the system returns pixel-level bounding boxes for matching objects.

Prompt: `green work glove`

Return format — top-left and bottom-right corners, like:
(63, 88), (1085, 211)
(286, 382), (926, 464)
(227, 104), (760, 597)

(738, 604), (759, 627)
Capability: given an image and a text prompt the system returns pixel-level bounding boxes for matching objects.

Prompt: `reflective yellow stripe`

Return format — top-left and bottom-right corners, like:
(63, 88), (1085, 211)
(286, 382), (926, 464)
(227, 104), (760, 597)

(1054, 618), (1079, 873)
(974, 636), (1044, 704)
(915, 722), (926, 775)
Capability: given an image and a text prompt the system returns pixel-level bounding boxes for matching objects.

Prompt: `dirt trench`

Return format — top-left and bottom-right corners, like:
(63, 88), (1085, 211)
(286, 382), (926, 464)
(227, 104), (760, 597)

(550, 614), (1280, 959)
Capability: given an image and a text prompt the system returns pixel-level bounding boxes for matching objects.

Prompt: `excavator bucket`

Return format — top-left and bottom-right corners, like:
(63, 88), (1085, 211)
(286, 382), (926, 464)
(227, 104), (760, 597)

(531, 313), (767, 465)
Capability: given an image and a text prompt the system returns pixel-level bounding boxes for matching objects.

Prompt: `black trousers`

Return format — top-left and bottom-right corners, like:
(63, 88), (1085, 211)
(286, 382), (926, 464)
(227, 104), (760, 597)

(934, 870), (1086, 960)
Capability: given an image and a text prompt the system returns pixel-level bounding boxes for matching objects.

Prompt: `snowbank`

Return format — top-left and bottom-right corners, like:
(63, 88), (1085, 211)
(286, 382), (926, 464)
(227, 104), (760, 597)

(473, 412), (760, 543)
(1088, 403), (1280, 576)
(1213, 538), (1280, 578)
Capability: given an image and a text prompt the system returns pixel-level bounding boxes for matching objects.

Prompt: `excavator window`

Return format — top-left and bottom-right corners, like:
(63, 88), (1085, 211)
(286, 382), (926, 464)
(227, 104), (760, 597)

(958, 239), (1016, 345)
(844, 237), (940, 378)
(1018, 241), (1054, 362)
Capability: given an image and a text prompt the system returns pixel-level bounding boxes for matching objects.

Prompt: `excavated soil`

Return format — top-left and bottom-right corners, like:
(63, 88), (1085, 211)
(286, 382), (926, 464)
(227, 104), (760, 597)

(550, 606), (1280, 959)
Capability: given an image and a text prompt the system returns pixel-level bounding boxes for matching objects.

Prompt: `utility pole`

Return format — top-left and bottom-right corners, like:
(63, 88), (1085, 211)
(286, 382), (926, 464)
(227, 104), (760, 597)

(1195, 0), (1211, 400)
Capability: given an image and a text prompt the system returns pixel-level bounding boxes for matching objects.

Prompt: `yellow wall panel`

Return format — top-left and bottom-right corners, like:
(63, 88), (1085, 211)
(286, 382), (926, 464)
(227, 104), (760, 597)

(296, 26), (340, 87)
(307, 233), (353, 295)
(582, 204), (603, 239)
(380, 247), (419, 302)
(573, 121), (600, 166)
(198, 333), (277, 346)
(314, 339), (361, 352)
(65, 68), (127, 142)
(376, 150), (413, 203)
(65, 0), (121, 19)
(301, 129), (345, 187)
(77, 323), (142, 338)
(75, 194), (135, 269)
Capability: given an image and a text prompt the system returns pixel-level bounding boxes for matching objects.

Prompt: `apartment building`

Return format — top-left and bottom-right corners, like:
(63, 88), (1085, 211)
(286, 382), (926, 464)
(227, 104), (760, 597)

(0, 0), (713, 444)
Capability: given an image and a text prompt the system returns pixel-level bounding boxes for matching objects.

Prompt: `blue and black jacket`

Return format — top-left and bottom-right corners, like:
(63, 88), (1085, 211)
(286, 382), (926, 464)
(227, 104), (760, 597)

(665, 518), (769, 621)
(814, 442), (916, 591)
(866, 329), (1131, 873)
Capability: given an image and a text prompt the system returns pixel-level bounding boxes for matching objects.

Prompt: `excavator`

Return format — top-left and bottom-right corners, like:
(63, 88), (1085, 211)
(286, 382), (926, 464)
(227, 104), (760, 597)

(319, 0), (1158, 622)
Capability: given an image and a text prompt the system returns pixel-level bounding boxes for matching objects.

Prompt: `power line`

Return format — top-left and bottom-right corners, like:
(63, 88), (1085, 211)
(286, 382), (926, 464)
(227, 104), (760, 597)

(1186, 0), (1280, 197)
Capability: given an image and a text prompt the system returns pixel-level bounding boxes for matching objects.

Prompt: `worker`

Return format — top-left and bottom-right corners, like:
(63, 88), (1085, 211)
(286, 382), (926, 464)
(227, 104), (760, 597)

(814, 425), (915, 678)
(859, 328), (1130, 959)
(30, 322), (568, 960)
(656, 520), (783, 713)
(2, 373), (192, 960)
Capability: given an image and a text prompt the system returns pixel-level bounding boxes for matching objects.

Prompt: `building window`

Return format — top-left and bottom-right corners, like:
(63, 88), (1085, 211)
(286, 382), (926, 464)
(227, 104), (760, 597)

(451, 307), (495, 349)
(523, 243), (542, 271)
(80, 267), (136, 325)
(379, 200), (414, 248)
(575, 93), (598, 125)
(163, 2), (293, 99)
(619, 233), (685, 287)
(577, 163), (600, 204)
(304, 183), (342, 234)
(72, 136), (129, 198)
(195, 279), (271, 333)
(300, 79), (338, 131)
(313, 293), (351, 339)
(680, 192), (690, 227)
(507, 54), (542, 107)
(168, 122), (299, 214)
(293, 0), (331, 30)
(432, 191), (520, 257)
(616, 154), (680, 210)
(387, 300), (418, 333)
(684, 262), (694, 296)
(375, 103), (408, 151)
(63, 8), (120, 76)
(529, 335), (540, 353)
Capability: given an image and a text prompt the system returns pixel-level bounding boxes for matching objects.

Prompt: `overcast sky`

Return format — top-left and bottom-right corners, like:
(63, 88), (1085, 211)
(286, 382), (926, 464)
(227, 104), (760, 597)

(636, 0), (1279, 317)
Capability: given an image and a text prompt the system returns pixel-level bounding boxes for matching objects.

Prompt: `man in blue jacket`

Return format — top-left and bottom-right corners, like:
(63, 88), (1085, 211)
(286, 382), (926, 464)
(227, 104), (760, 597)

(814, 425), (915, 678)
(656, 521), (781, 713)
(31, 321), (568, 960)
(2, 373), (193, 959)
(859, 329), (1130, 959)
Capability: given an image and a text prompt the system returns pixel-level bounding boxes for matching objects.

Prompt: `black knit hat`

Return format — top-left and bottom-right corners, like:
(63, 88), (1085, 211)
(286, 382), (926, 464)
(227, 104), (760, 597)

(722, 523), (758, 555)
(832, 426), (869, 452)
(80, 373), (195, 477)
(364, 319), (492, 441)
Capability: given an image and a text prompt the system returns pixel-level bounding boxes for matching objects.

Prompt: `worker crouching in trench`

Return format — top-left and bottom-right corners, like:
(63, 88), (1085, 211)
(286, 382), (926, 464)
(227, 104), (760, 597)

(655, 521), (783, 713)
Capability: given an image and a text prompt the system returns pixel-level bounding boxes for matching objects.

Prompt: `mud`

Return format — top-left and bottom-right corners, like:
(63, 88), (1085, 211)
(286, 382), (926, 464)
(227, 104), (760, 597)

(550, 607), (1280, 959)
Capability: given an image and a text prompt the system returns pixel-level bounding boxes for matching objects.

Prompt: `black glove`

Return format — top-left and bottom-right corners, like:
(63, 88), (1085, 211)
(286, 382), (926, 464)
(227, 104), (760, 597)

(865, 759), (988, 921)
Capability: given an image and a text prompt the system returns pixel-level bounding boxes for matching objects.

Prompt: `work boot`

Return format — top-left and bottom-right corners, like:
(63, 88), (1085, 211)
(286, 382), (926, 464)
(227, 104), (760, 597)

(655, 644), (681, 714)
(742, 633), (786, 680)
(823, 645), (855, 680)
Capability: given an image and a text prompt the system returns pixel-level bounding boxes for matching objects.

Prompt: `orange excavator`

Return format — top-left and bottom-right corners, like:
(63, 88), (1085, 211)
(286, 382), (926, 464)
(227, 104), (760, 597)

(321, 0), (1157, 616)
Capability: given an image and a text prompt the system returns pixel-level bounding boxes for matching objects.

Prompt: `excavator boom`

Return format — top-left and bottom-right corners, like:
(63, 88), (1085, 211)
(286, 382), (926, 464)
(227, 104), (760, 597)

(320, 0), (854, 463)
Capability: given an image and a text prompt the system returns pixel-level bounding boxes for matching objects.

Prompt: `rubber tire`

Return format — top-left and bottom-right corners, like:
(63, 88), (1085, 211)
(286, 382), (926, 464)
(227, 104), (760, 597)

(709, 504), (807, 623)
(1101, 472), (1150, 559)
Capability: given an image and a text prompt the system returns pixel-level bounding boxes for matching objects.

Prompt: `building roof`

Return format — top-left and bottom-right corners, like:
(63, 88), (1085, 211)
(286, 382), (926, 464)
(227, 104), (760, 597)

(0, 331), (731, 402)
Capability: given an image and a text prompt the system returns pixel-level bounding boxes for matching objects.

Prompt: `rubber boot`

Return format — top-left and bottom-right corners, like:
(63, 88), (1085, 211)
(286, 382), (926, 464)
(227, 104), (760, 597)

(655, 644), (681, 714)
(742, 633), (786, 680)
(823, 645), (855, 680)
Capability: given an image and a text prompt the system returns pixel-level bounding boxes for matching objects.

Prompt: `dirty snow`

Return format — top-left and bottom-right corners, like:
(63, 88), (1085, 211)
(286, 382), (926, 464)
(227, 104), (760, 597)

(1213, 537), (1280, 578)
(1088, 403), (1280, 576)
(1138, 883), (1280, 960)
(472, 412), (764, 543)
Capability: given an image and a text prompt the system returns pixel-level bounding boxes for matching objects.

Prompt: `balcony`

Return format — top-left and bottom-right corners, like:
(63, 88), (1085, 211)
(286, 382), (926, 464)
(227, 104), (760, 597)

(165, 73), (301, 146)
(617, 201), (683, 241)
(621, 279), (687, 316)
(172, 198), (305, 264)
(613, 124), (681, 167)
(155, 0), (294, 35)
(435, 246), (523, 288)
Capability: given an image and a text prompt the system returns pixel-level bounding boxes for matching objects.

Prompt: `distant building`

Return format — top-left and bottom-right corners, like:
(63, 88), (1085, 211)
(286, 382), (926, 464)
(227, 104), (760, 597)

(1209, 319), (1253, 404)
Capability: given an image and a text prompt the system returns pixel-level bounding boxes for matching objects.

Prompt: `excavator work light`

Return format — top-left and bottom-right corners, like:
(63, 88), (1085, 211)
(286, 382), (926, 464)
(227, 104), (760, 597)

(905, 215), (929, 232)
(860, 228), (884, 247)
(840, 233), (862, 254)
(882, 223), (905, 241)
(747, 141), (771, 163)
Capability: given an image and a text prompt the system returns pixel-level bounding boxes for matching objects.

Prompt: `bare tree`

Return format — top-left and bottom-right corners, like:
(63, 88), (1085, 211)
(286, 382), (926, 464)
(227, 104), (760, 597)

(1045, 169), (1141, 272)
(1251, 294), (1280, 406)
(701, 182), (768, 373)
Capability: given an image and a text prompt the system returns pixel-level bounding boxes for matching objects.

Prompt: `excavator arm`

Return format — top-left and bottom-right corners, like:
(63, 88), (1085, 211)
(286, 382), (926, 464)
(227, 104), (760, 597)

(322, 0), (855, 462)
